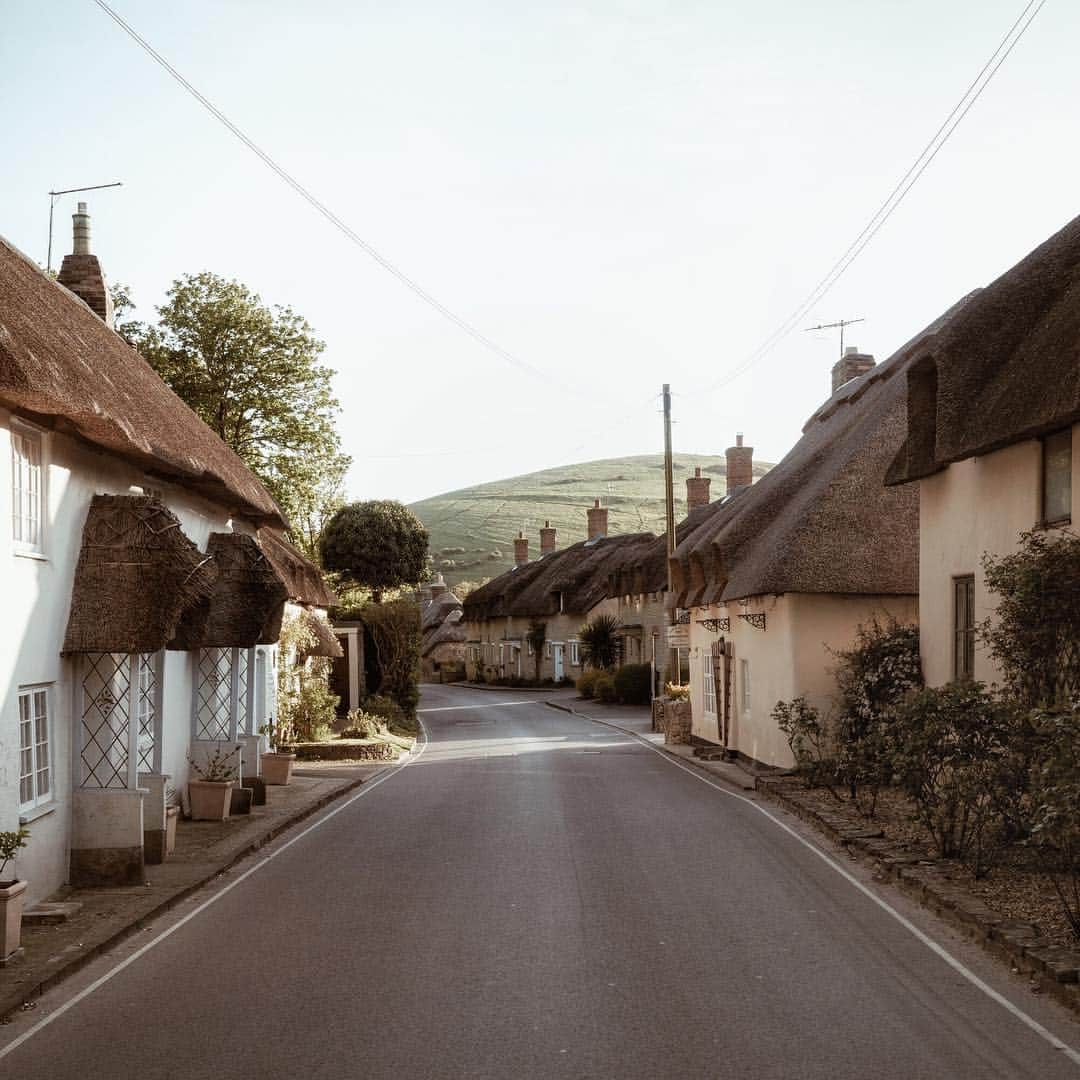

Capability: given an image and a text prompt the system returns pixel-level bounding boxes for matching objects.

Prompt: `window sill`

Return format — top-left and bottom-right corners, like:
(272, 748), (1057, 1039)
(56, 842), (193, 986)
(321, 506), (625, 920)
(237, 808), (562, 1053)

(19, 800), (58, 825)
(1036, 517), (1072, 531)
(13, 548), (47, 562)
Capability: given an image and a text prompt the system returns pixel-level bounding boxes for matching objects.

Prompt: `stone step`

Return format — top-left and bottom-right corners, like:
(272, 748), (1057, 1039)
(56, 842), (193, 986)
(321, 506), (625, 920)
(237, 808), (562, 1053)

(22, 901), (84, 926)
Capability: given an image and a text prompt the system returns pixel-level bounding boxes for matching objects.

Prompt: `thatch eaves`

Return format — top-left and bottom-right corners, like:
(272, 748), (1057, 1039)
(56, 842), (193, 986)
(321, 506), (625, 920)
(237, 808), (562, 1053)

(256, 527), (337, 608)
(295, 608), (344, 659)
(171, 532), (289, 649)
(422, 609), (466, 656)
(62, 494), (217, 655)
(0, 235), (284, 527)
(888, 215), (1080, 484)
(463, 532), (657, 622)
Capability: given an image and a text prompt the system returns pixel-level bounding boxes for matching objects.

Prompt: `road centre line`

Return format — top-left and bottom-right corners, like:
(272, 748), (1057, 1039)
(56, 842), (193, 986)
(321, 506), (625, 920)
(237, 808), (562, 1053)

(575, 707), (1080, 1068)
(417, 700), (543, 712)
(0, 719), (430, 1062)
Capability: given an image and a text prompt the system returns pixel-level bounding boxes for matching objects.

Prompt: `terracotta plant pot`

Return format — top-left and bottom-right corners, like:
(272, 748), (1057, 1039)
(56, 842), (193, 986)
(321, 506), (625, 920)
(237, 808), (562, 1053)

(260, 752), (296, 786)
(165, 804), (180, 856)
(0, 879), (27, 962)
(188, 780), (233, 821)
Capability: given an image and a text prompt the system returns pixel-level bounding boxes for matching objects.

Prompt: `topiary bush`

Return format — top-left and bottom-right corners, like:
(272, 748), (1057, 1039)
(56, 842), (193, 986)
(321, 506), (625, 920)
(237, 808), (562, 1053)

(613, 663), (652, 705)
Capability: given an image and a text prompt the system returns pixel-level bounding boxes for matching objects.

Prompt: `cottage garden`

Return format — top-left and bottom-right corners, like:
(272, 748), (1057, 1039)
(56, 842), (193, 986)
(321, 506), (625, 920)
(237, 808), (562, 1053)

(772, 529), (1080, 951)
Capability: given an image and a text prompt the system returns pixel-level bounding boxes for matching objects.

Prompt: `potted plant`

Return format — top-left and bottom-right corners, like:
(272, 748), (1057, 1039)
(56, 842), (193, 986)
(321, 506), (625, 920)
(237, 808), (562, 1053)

(0, 828), (29, 962)
(259, 720), (297, 786)
(187, 746), (240, 821)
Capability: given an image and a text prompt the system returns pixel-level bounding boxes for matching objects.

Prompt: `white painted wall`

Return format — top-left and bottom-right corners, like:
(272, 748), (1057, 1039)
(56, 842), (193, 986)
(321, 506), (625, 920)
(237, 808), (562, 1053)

(918, 427), (1079, 687)
(0, 410), (277, 904)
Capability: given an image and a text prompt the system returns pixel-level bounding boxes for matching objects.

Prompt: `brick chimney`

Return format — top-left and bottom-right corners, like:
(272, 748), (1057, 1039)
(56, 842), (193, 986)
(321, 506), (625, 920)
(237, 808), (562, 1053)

(686, 467), (711, 512)
(429, 573), (448, 599)
(540, 520), (557, 556)
(514, 531), (529, 567)
(587, 498), (608, 541)
(57, 203), (114, 328)
(725, 433), (753, 495)
(831, 345), (876, 393)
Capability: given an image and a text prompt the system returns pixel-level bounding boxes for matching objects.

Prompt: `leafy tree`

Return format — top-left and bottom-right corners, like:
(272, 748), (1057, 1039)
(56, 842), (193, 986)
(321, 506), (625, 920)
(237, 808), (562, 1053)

(580, 614), (621, 670)
(119, 274), (350, 553)
(526, 621), (547, 682)
(320, 500), (429, 603)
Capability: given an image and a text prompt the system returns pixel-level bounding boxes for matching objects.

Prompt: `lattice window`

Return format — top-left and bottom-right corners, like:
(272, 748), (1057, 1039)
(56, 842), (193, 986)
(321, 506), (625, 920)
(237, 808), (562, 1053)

(80, 653), (133, 789)
(196, 648), (234, 741)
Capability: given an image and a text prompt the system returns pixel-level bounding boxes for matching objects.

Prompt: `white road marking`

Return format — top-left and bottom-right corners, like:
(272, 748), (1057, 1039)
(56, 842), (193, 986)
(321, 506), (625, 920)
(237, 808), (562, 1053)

(417, 700), (545, 712)
(0, 719), (430, 1062)
(578, 708), (1080, 1068)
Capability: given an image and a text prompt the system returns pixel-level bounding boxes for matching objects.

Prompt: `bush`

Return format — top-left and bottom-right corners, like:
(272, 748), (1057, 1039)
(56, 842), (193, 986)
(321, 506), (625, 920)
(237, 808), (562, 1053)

(594, 673), (618, 703)
(363, 694), (404, 727)
(832, 619), (923, 813)
(339, 709), (385, 739)
(577, 669), (602, 699)
(580, 615), (621, 670)
(665, 683), (689, 702)
(773, 697), (837, 790)
(891, 682), (1019, 876)
(613, 664), (652, 705)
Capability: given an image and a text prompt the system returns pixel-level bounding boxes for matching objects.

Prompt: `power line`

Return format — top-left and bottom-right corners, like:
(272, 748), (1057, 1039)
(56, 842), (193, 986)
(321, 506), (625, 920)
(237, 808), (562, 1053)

(90, 0), (555, 388)
(698, 0), (1048, 395)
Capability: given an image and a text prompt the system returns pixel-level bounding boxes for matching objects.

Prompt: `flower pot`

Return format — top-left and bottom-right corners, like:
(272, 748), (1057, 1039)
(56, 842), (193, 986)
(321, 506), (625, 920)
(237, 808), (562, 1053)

(0, 879), (27, 962)
(165, 804), (180, 856)
(260, 752), (296, 786)
(188, 780), (233, 821)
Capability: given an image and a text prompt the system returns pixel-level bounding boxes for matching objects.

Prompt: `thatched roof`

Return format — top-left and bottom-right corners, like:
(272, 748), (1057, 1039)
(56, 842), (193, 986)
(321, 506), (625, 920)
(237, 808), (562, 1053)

(256, 528), (337, 608)
(670, 299), (976, 605)
(422, 609), (466, 656)
(464, 532), (657, 622)
(296, 609), (344, 659)
(63, 494), (217, 654)
(887, 214), (1080, 484)
(0, 235), (284, 527)
(421, 591), (462, 632)
(171, 532), (289, 648)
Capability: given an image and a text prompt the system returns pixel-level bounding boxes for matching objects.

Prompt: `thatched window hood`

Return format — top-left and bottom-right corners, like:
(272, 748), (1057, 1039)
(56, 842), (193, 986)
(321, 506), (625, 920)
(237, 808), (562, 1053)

(295, 609), (344, 659)
(171, 532), (289, 649)
(62, 494), (217, 655)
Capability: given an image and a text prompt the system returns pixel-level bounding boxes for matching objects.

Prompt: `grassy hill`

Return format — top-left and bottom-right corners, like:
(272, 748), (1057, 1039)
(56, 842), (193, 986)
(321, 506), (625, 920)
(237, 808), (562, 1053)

(409, 453), (772, 587)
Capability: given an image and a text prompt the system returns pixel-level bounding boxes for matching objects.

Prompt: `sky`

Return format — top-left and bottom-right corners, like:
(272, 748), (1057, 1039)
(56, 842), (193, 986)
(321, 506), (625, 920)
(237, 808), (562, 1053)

(3, 1), (1078, 505)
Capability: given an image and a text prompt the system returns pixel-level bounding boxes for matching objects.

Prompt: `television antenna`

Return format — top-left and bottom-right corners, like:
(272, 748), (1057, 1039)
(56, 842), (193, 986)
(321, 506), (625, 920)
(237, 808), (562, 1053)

(803, 317), (865, 360)
(47, 181), (123, 270)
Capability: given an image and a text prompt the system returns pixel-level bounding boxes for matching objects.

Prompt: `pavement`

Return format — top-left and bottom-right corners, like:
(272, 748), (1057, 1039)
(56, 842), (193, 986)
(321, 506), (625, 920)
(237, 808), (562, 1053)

(0, 758), (398, 1022)
(3, 684), (1078, 1079)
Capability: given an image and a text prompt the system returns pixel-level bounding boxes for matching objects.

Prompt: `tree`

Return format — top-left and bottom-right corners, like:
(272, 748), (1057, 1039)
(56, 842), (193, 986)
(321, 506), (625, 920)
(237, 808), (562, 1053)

(580, 614), (621, 670)
(119, 274), (350, 553)
(320, 500), (429, 602)
(526, 621), (547, 682)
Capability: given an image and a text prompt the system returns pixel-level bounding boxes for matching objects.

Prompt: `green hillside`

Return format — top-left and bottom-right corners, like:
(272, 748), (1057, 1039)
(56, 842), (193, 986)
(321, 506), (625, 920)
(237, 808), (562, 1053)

(409, 453), (772, 587)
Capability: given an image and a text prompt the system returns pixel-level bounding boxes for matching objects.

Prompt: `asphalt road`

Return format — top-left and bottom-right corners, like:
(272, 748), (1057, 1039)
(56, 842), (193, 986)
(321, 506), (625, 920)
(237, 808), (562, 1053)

(3, 685), (1080, 1079)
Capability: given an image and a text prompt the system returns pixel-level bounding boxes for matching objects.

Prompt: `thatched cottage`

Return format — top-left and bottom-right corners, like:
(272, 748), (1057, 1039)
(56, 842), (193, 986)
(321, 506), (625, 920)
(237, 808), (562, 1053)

(1, 207), (334, 903)
(419, 575), (467, 683)
(463, 505), (656, 682)
(665, 317), (974, 767)
(886, 214), (1080, 687)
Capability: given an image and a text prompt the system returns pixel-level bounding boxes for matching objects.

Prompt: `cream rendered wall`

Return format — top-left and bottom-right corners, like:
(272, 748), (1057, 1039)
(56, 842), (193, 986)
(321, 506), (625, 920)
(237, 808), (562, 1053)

(687, 592), (917, 769)
(0, 412), (273, 904)
(916, 433), (1078, 688)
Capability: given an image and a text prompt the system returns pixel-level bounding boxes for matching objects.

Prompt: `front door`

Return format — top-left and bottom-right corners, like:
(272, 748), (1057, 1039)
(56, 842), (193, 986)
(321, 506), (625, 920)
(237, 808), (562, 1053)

(553, 644), (564, 681)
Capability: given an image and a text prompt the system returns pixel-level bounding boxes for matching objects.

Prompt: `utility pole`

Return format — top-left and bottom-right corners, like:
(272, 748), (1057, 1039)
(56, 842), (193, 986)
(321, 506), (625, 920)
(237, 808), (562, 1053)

(662, 383), (675, 593)
(803, 317), (865, 359)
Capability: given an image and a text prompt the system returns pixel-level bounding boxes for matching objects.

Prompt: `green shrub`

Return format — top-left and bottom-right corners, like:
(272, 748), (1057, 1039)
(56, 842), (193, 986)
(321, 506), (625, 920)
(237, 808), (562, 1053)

(594, 673), (618, 703)
(363, 694), (404, 726)
(892, 682), (1019, 876)
(613, 664), (652, 705)
(772, 697), (837, 790)
(340, 709), (385, 739)
(577, 669), (602, 699)
(665, 683), (689, 702)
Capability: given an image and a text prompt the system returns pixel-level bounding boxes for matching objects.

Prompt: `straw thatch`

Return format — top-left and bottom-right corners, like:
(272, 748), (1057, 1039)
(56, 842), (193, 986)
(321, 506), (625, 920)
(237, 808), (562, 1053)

(171, 532), (289, 649)
(422, 609), (466, 657)
(669, 297), (977, 606)
(295, 609), (345, 659)
(464, 533), (657, 622)
(62, 494), (217, 655)
(0, 235), (284, 527)
(888, 214), (1080, 484)
(256, 527), (338, 608)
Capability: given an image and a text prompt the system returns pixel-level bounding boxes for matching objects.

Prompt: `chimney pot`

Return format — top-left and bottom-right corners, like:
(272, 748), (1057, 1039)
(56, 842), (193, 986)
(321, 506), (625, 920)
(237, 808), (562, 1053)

(57, 202), (114, 328)
(540, 519), (557, 555)
(725, 433), (754, 495)
(686, 466), (712, 512)
(587, 499), (608, 541)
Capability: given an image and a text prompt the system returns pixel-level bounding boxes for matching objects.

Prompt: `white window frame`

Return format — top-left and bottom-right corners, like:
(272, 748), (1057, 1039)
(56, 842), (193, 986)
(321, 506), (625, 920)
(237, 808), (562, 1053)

(545, 641), (553, 659)
(192, 646), (257, 742)
(740, 658), (751, 713)
(702, 650), (716, 716)
(19, 684), (53, 816)
(11, 419), (46, 557)
(569, 640), (581, 666)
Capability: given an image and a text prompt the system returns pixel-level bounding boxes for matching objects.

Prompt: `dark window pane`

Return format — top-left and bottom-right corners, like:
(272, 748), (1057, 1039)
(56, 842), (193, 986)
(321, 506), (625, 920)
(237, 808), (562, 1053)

(1043, 428), (1072, 523)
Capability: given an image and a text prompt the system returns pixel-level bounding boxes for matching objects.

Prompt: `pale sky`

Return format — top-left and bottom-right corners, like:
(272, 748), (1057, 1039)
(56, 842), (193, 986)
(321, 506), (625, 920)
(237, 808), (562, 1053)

(4, 1), (1077, 504)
